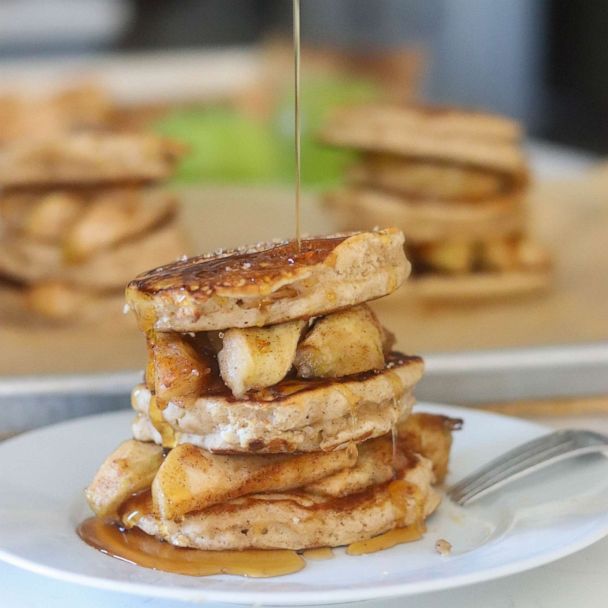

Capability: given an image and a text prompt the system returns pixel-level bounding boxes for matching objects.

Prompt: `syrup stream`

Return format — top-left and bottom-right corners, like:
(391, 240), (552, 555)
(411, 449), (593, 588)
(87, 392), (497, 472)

(293, 0), (302, 249)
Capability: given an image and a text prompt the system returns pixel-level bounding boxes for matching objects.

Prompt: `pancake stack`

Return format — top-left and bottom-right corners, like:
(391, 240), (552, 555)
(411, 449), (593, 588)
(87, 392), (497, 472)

(86, 228), (460, 554)
(0, 133), (186, 321)
(321, 104), (551, 300)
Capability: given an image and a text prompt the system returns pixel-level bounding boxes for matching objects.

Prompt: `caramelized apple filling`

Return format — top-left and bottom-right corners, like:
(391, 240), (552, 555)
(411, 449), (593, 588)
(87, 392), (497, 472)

(145, 304), (395, 402)
(147, 331), (217, 407)
(85, 413), (460, 523)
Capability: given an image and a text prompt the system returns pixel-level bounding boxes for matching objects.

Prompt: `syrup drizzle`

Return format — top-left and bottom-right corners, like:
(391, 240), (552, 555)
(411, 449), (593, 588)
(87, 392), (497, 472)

(78, 516), (425, 575)
(346, 521), (425, 555)
(148, 396), (176, 449)
(293, 0), (302, 249)
(77, 518), (305, 578)
(391, 420), (398, 468)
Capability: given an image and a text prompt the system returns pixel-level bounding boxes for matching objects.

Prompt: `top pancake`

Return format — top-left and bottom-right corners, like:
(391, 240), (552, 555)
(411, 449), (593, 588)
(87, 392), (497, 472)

(321, 103), (526, 176)
(126, 228), (409, 332)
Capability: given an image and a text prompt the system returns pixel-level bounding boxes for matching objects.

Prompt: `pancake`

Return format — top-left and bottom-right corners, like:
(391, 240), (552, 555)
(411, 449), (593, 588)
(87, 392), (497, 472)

(325, 187), (525, 244)
(348, 154), (527, 201)
(0, 280), (129, 324)
(88, 412), (458, 523)
(0, 216), (187, 290)
(125, 228), (409, 333)
(128, 456), (439, 551)
(321, 103), (526, 175)
(411, 267), (552, 301)
(131, 352), (424, 453)
(0, 133), (182, 189)
(0, 85), (112, 146)
(23, 282), (128, 323)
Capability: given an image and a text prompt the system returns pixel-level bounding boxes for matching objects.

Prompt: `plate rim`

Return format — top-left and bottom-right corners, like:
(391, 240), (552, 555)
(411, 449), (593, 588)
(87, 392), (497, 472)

(1, 404), (608, 605)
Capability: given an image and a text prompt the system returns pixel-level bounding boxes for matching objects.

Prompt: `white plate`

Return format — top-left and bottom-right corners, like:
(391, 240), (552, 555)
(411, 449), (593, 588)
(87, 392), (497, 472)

(1, 404), (608, 606)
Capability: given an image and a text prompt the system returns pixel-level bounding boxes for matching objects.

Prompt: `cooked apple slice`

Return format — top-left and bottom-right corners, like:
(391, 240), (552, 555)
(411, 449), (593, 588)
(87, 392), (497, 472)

(24, 281), (87, 320)
(153, 332), (215, 406)
(152, 442), (357, 519)
(217, 320), (305, 398)
(24, 192), (81, 242)
(85, 440), (163, 519)
(294, 305), (385, 378)
(480, 238), (519, 271)
(419, 240), (475, 274)
(63, 190), (175, 262)
(304, 434), (397, 497)
(398, 413), (462, 483)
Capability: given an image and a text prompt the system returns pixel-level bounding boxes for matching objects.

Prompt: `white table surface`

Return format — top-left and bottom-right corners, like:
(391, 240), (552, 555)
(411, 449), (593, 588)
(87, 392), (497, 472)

(1, 142), (603, 606)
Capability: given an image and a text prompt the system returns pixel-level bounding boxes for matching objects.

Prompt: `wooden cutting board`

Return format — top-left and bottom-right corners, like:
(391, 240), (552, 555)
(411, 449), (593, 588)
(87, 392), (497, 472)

(1, 172), (607, 377)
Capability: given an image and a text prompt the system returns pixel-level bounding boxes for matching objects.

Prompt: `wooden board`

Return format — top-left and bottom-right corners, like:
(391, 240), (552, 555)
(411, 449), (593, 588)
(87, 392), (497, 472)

(1, 173), (607, 377)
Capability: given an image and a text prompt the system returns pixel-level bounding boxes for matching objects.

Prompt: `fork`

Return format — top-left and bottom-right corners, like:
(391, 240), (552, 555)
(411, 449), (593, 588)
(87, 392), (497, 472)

(448, 429), (608, 506)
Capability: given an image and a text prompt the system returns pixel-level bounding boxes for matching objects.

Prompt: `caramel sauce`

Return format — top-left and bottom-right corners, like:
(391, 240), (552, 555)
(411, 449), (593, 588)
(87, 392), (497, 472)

(346, 521), (426, 555)
(77, 518), (305, 578)
(148, 396), (176, 449)
(302, 547), (334, 560)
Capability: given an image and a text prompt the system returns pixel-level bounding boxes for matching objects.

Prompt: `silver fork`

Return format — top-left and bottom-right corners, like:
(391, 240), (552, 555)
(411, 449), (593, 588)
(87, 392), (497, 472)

(448, 429), (608, 506)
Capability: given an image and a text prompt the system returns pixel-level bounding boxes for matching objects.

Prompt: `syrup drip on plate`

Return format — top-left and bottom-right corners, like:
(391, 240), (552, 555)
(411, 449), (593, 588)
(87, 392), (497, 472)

(79, 516), (425, 574)
(77, 518), (305, 578)
(346, 521), (426, 555)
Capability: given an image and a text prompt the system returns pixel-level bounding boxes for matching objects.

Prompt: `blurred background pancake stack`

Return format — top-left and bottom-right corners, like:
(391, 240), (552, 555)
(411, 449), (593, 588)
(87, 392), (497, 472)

(321, 104), (552, 301)
(0, 92), (188, 323)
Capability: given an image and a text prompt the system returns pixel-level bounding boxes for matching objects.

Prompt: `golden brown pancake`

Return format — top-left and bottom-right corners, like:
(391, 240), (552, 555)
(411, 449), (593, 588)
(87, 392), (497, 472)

(321, 103), (526, 175)
(410, 267), (552, 302)
(131, 352), (424, 453)
(130, 458), (439, 551)
(0, 85), (112, 146)
(348, 154), (526, 201)
(0, 133), (183, 189)
(325, 187), (526, 244)
(126, 228), (409, 332)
